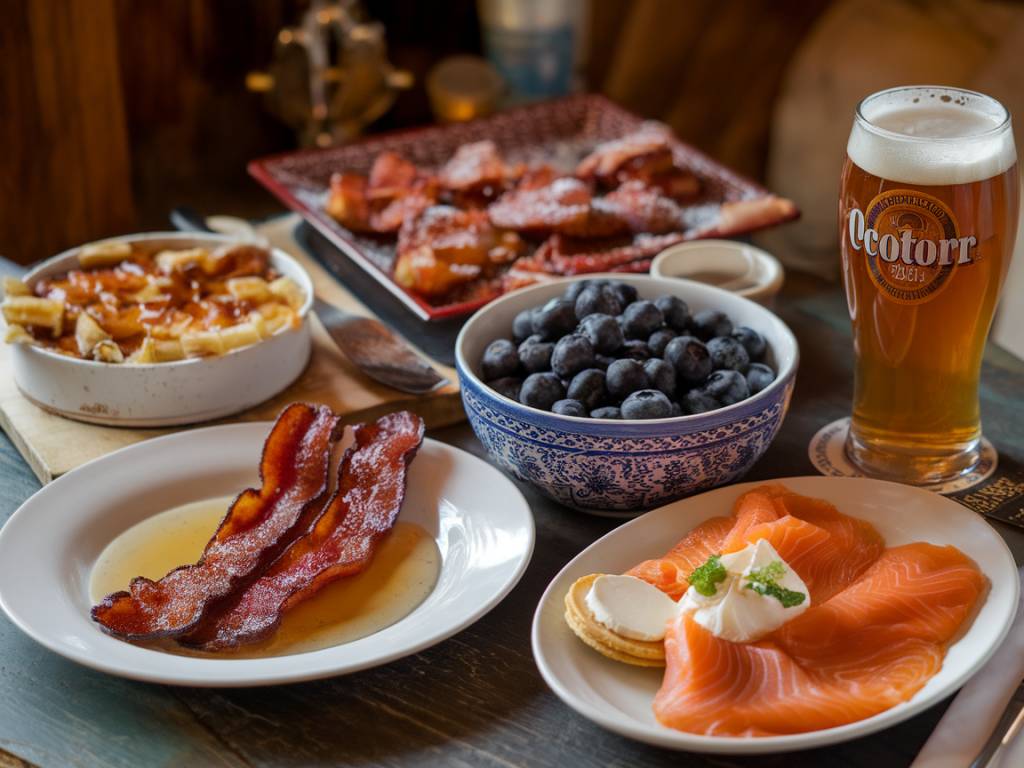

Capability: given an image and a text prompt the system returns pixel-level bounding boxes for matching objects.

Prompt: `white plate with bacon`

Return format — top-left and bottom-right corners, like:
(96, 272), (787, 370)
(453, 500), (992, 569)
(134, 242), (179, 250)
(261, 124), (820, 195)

(0, 406), (535, 686)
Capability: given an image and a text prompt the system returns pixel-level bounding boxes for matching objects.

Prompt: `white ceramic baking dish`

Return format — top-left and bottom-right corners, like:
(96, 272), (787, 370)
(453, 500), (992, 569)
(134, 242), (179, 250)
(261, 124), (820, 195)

(8, 232), (314, 427)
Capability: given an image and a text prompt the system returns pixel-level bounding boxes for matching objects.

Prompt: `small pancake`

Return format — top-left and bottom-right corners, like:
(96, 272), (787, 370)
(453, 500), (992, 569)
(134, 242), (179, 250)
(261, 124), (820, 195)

(563, 573), (666, 667)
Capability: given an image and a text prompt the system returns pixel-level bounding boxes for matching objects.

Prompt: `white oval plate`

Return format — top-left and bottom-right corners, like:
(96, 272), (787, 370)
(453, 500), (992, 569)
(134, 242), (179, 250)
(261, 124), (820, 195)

(532, 476), (1019, 754)
(0, 422), (535, 687)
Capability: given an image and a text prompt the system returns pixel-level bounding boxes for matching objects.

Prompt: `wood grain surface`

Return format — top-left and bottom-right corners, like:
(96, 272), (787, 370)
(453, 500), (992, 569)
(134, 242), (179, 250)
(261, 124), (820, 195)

(0, 271), (1022, 767)
(0, 0), (136, 264)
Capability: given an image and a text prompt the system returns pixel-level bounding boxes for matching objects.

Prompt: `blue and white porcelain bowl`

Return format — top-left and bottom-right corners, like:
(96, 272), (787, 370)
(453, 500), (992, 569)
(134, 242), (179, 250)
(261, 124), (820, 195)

(455, 274), (798, 515)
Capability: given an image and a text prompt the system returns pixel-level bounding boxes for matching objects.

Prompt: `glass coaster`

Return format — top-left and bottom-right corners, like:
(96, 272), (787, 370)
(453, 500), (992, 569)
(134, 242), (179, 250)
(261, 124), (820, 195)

(808, 417), (997, 495)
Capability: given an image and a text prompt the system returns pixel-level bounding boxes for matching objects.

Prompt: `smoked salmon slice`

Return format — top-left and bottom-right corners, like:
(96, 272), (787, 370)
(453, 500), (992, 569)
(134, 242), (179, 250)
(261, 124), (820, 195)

(626, 515), (734, 601)
(645, 488), (986, 737)
(628, 485), (883, 604)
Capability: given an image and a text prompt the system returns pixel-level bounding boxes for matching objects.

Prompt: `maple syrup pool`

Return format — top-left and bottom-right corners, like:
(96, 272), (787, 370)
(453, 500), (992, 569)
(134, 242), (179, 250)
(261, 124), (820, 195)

(89, 496), (440, 658)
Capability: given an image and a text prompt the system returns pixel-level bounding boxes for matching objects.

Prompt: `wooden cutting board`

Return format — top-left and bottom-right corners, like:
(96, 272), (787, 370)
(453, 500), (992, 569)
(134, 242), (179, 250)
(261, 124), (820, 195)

(0, 215), (465, 483)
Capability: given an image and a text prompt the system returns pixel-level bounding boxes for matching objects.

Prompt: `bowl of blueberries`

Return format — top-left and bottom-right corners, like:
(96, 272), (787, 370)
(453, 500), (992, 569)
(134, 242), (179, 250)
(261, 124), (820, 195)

(454, 274), (798, 513)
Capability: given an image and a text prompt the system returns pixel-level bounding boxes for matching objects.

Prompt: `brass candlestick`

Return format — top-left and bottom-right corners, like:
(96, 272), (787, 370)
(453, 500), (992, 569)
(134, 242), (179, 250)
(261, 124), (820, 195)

(247, 0), (412, 146)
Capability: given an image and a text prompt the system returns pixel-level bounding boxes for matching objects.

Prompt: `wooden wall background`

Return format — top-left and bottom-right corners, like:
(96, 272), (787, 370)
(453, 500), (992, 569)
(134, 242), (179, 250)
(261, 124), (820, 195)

(0, 0), (831, 265)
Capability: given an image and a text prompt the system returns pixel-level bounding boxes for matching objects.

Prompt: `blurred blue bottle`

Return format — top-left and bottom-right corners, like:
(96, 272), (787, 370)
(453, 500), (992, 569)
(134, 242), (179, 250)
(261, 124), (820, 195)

(477, 0), (586, 102)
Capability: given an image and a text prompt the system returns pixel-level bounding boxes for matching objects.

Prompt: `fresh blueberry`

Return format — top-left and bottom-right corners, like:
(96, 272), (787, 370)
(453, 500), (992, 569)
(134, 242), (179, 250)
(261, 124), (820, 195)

(621, 339), (652, 360)
(647, 328), (678, 357)
(578, 313), (624, 354)
(551, 334), (595, 378)
(704, 369), (750, 405)
(664, 335), (712, 384)
(563, 280), (591, 303)
(567, 368), (606, 410)
(655, 295), (690, 332)
(532, 298), (577, 340)
(591, 405), (623, 419)
(552, 398), (587, 417)
(487, 376), (522, 402)
(746, 362), (775, 394)
(606, 359), (649, 400)
(681, 389), (721, 415)
(518, 335), (554, 373)
(481, 339), (520, 379)
(691, 309), (733, 341)
(512, 309), (536, 344)
(594, 354), (616, 370)
(621, 300), (664, 339)
(574, 284), (622, 320)
(622, 389), (674, 420)
(643, 358), (677, 398)
(670, 401), (683, 417)
(520, 372), (566, 410)
(609, 281), (638, 307)
(731, 326), (767, 361)
(707, 336), (750, 372)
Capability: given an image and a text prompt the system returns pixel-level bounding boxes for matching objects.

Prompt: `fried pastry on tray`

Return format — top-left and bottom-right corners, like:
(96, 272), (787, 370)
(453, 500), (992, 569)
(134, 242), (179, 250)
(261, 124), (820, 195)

(596, 181), (686, 234)
(488, 177), (685, 238)
(394, 205), (523, 297)
(182, 411), (425, 650)
(91, 404), (342, 639)
(487, 177), (593, 234)
(326, 173), (374, 232)
(366, 151), (419, 201)
(575, 122), (701, 201)
(437, 140), (523, 203)
(326, 152), (440, 234)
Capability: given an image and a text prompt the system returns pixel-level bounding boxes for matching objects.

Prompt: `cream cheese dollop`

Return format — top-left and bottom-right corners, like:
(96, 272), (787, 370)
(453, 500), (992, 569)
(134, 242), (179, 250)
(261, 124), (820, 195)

(679, 539), (809, 643)
(584, 574), (679, 641)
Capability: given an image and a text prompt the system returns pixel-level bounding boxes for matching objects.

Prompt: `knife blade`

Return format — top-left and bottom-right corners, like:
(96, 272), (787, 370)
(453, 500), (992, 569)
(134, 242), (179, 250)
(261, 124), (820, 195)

(970, 678), (1024, 768)
(170, 207), (448, 395)
(312, 297), (447, 394)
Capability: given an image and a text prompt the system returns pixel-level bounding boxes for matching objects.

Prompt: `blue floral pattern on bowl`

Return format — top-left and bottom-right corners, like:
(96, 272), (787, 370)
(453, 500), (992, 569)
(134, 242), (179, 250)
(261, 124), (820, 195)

(458, 367), (795, 513)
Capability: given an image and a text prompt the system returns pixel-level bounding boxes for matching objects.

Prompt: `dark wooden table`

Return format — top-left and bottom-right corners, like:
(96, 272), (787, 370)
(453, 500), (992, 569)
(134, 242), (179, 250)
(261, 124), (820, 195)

(1, 269), (1022, 768)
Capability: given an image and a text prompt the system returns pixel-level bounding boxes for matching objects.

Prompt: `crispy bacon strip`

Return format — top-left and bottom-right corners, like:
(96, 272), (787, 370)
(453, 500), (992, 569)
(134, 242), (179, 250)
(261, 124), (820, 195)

(91, 403), (342, 640)
(522, 232), (685, 275)
(182, 411), (425, 650)
(694, 195), (799, 238)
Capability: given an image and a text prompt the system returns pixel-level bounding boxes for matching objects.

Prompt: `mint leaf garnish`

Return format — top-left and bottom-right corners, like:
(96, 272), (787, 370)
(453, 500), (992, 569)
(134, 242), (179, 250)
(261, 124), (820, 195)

(744, 561), (806, 608)
(689, 554), (727, 597)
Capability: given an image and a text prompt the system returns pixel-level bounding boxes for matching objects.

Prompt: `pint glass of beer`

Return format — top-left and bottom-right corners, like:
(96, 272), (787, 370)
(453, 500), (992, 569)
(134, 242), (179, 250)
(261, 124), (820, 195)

(839, 86), (1019, 484)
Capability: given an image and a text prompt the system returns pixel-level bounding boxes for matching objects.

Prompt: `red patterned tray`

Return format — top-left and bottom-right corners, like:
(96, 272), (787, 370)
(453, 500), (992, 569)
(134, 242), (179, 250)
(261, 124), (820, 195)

(249, 94), (798, 321)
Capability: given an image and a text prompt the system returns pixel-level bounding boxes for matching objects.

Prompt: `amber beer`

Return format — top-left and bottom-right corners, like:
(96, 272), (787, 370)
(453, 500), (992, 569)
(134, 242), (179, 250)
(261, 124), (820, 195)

(839, 86), (1019, 484)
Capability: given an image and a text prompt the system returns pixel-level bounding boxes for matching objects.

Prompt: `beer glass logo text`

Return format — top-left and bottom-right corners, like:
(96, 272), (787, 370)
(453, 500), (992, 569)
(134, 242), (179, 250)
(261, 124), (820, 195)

(847, 189), (973, 304)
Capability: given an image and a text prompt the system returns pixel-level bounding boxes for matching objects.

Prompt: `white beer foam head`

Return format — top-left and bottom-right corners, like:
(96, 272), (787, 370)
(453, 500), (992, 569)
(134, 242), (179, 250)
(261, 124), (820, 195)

(847, 86), (1016, 185)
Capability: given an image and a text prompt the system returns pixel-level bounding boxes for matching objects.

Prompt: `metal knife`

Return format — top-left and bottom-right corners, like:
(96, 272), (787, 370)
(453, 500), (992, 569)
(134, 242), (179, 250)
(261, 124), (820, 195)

(970, 678), (1024, 768)
(170, 207), (448, 395)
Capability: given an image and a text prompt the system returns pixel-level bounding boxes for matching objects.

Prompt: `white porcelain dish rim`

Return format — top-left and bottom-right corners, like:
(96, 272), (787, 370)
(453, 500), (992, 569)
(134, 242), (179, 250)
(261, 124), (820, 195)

(650, 240), (785, 300)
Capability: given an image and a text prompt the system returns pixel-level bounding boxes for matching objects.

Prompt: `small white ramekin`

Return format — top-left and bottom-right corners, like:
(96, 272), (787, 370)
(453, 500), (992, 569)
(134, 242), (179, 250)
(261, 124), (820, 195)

(9, 232), (313, 427)
(650, 240), (785, 306)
